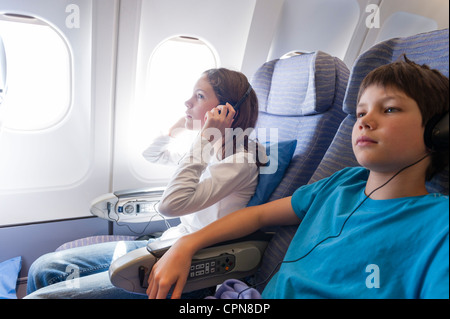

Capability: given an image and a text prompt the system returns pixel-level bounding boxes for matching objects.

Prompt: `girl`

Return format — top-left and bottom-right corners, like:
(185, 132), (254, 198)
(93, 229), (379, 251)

(142, 68), (264, 241)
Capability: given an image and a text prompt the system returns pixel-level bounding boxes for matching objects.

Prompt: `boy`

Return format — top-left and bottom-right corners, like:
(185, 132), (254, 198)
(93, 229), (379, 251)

(146, 57), (449, 299)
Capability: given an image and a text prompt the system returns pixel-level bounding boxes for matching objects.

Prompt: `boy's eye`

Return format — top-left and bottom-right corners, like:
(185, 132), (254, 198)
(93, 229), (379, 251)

(357, 112), (365, 118)
(385, 107), (398, 113)
(197, 93), (204, 99)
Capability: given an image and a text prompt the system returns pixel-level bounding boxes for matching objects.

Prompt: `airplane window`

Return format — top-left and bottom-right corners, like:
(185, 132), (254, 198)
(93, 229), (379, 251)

(145, 36), (219, 132)
(130, 36), (219, 163)
(0, 15), (70, 131)
(375, 12), (438, 44)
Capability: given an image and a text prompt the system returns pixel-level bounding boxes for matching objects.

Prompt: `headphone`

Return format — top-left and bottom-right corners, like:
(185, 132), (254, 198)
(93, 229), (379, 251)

(233, 84), (253, 111)
(424, 112), (449, 151)
(218, 84), (253, 113)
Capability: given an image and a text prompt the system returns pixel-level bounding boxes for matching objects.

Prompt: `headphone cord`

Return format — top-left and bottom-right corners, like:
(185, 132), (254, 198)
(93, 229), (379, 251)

(237, 154), (430, 298)
(107, 200), (172, 236)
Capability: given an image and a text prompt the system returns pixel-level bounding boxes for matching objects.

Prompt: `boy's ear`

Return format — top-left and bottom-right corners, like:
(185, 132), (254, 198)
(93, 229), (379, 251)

(424, 112), (449, 151)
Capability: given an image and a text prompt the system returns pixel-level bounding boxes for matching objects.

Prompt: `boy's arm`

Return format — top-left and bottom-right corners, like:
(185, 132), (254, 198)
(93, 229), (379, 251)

(146, 196), (299, 299)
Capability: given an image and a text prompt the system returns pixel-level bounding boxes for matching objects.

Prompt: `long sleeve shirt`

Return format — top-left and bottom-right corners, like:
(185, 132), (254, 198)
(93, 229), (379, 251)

(142, 133), (261, 240)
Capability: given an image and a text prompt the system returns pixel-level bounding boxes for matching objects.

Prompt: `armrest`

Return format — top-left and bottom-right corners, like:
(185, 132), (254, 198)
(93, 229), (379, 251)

(146, 237), (178, 258)
(90, 187), (170, 223)
(146, 231), (273, 258)
(109, 231), (274, 295)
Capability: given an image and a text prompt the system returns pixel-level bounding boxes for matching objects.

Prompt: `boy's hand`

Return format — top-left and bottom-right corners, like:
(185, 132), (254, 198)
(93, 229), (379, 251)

(146, 238), (193, 299)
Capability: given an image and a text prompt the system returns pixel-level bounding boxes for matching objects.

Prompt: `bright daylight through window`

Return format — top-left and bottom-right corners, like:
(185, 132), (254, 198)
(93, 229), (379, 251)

(146, 36), (218, 130)
(0, 15), (70, 131)
(132, 36), (219, 156)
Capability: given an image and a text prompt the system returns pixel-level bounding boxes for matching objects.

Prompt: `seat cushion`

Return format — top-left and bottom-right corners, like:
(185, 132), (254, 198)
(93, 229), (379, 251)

(55, 235), (138, 251)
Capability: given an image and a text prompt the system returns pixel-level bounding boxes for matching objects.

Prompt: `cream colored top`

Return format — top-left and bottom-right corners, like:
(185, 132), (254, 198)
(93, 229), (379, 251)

(142, 133), (262, 240)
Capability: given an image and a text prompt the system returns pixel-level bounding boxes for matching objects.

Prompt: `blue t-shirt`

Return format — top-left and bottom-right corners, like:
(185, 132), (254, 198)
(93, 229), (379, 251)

(262, 167), (449, 299)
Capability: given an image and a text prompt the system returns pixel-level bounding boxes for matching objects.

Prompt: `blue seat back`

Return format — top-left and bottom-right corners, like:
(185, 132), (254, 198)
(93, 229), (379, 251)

(255, 28), (449, 292)
(252, 51), (349, 201)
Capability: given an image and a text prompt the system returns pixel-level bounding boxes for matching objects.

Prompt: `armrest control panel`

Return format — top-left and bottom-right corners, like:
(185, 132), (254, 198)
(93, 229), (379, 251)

(90, 187), (169, 223)
(190, 253), (235, 279)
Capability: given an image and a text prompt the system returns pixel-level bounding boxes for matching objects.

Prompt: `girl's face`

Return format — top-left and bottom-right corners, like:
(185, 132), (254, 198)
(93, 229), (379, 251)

(184, 74), (220, 130)
(352, 84), (428, 174)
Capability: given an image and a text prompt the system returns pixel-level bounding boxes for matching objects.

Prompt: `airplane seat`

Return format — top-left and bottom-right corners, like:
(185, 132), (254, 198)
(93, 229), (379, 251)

(251, 51), (349, 202)
(253, 28), (449, 292)
(108, 51), (350, 294)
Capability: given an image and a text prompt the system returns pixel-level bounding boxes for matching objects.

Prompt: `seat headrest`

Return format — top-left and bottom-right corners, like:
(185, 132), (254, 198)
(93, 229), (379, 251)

(343, 28), (449, 116)
(252, 51), (337, 116)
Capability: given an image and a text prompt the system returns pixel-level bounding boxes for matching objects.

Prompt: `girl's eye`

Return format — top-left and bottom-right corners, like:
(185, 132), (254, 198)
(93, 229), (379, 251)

(357, 112), (365, 118)
(197, 94), (204, 100)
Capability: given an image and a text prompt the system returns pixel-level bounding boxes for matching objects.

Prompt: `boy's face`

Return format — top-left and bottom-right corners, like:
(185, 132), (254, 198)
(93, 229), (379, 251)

(352, 84), (428, 174)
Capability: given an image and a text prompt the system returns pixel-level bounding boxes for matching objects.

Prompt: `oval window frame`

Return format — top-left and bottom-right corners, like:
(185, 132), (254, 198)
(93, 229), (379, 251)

(0, 13), (72, 132)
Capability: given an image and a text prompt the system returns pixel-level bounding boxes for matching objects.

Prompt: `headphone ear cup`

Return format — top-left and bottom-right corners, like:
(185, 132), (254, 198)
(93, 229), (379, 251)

(424, 112), (449, 151)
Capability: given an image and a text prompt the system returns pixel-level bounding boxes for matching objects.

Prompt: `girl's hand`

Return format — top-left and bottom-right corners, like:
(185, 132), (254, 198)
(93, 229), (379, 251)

(146, 237), (194, 299)
(201, 103), (235, 142)
(168, 117), (187, 138)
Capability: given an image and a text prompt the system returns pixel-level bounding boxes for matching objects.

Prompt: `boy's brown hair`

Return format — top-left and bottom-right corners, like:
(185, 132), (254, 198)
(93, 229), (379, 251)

(357, 55), (449, 180)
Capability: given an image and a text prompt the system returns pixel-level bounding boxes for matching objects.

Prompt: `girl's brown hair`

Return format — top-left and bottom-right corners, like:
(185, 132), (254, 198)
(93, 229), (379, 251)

(203, 68), (264, 167)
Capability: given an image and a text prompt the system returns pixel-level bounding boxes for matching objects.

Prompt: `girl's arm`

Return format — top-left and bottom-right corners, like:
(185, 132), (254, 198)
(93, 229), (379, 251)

(142, 117), (188, 165)
(157, 104), (255, 217)
(146, 196), (300, 299)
